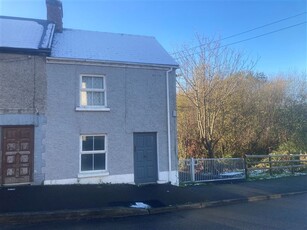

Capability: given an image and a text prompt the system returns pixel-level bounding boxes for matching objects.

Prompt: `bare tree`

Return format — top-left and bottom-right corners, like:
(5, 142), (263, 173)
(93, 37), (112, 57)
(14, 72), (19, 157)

(175, 36), (255, 158)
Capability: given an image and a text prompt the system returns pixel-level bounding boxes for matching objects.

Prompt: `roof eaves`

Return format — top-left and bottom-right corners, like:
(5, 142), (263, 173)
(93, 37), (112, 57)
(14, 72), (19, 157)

(0, 47), (51, 55)
(47, 56), (179, 69)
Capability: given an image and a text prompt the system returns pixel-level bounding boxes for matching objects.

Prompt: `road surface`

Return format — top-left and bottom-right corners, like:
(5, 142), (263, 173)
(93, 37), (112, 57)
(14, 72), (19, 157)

(3, 193), (307, 230)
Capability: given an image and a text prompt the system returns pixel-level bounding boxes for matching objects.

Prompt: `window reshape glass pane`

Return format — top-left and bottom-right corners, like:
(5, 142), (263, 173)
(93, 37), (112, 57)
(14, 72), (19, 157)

(81, 154), (93, 171)
(82, 76), (92, 89)
(80, 91), (88, 106)
(93, 92), (104, 106)
(82, 136), (94, 151)
(94, 153), (105, 170)
(93, 77), (103, 89)
(87, 92), (93, 106)
(94, 136), (105, 150)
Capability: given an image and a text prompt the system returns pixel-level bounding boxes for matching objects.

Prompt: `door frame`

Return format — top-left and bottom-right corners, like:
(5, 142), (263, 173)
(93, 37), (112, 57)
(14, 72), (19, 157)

(133, 132), (158, 184)
(1, 125), (34, 185)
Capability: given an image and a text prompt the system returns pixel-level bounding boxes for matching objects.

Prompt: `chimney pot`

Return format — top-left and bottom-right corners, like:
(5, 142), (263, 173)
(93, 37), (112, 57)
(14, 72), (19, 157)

(46, 0), (63, 33)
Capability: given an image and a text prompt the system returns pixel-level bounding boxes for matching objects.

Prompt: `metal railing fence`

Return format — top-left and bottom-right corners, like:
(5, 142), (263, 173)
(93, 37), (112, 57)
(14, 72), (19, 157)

(179, 158), (245, 183)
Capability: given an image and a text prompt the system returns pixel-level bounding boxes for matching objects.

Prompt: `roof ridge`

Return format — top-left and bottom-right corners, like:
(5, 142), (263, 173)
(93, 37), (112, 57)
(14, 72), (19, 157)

(61, 28), (155, 39)
(0, 15), (52, 24)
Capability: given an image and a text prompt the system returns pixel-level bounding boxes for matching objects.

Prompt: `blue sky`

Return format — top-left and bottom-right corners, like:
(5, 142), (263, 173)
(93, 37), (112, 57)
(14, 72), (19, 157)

(1, 0), (306, 75)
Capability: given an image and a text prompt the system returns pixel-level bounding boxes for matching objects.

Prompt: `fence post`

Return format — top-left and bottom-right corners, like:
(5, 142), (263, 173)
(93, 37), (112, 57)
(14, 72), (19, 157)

(269, 155), (272, 176)
(190, 158), (195, 182)
(291, 154), (294, 174)
(244, 155), (248, 179)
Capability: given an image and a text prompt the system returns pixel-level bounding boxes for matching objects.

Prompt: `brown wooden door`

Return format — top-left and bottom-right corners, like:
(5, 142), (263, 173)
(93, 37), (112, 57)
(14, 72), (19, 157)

(2, 126), (34, 184)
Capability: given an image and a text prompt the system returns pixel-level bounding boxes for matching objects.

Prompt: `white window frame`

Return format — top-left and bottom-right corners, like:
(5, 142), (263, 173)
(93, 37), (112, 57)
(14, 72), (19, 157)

(76, 74), (110, 112)
(79, 134), (108, 175)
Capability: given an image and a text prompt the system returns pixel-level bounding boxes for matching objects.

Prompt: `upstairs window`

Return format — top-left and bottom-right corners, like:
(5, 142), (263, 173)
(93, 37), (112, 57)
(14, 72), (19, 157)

(80, 75), (106, 107)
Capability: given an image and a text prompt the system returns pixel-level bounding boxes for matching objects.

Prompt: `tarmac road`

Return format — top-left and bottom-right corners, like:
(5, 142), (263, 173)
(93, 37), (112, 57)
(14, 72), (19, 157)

(3, 193), (307, 230)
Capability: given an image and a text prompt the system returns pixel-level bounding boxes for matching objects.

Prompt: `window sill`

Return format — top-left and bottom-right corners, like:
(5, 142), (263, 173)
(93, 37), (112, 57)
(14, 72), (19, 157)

(78, 171), (109, 178)
(75, 107), (110, 112)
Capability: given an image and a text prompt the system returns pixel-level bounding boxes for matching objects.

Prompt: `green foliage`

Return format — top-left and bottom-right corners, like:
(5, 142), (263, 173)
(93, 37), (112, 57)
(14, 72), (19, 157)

(275, 141), (301, 154)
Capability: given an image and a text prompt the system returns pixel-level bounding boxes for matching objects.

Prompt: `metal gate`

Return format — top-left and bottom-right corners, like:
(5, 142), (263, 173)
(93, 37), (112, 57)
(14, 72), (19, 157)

(179, 158), (245, 183)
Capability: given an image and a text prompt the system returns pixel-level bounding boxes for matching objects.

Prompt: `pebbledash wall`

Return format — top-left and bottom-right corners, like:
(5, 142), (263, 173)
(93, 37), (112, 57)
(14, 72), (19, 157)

(44, 60), (178, 185)
(0, 53), (47, 184)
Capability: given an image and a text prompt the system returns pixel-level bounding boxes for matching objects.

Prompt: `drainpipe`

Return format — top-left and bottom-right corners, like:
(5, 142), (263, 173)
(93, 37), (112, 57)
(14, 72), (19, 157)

(166, 68), (173, 182)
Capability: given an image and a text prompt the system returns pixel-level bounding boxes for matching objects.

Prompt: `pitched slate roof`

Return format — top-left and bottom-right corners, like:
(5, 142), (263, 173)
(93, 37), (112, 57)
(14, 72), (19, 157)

(0, 16), (177, 66)
(0, 16), (55, 53)
(51, 29), (178, 67)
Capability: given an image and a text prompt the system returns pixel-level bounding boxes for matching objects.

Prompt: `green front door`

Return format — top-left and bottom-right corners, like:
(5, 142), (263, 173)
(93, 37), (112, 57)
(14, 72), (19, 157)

(134, 133), (158, 184)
